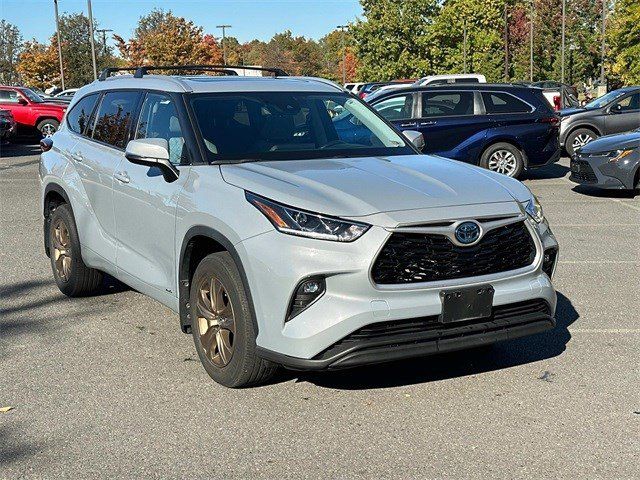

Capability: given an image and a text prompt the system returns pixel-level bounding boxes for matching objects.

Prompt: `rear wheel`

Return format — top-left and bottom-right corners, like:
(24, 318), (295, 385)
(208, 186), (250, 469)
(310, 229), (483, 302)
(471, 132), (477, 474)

(49, 204), (103, 296)
(190, 252), (277, 388)
(37, 119), (59, 137)
(566, 128), (597, 157)
(480, 142), (524, 178)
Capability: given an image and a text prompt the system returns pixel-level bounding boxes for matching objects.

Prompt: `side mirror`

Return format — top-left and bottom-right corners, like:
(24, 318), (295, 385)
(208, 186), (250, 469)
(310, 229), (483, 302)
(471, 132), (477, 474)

(403, 130), (425, 151)
(125, 138), (179, 182)
(17, 97), (28, 106)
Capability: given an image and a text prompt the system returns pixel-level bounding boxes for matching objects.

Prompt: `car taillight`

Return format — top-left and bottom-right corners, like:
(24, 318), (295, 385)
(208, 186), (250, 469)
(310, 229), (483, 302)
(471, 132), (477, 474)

(553, 95), (561, 111)
(540, 116), (560, 128)
(359, 92), (367, 99)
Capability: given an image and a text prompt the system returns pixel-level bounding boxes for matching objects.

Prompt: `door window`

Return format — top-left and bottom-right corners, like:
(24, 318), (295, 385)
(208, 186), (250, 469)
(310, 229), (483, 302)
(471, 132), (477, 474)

(0, 90), (22, 103)
(91, 91), (140, 149)
(613, 93), (640, 112)
(421, 91), (474, 117)
(482, 92), (532, 114)
(135, 93), (188, 165)
(373, 94), (414, 121)
(66, 93), (99, 135)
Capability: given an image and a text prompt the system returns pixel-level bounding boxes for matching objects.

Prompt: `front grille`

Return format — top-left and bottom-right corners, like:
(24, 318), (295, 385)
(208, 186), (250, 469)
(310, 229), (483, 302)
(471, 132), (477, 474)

(372, 221), (536, 284)
(314, 299), (551, 361)
(570, 159), (598, 183)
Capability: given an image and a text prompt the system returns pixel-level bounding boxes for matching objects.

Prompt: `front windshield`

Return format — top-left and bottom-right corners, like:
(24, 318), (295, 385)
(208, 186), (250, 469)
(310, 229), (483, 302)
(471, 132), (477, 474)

(20, 88), (44, 103)
(190, 92), (414, 162)
(583, 90), (626, 109)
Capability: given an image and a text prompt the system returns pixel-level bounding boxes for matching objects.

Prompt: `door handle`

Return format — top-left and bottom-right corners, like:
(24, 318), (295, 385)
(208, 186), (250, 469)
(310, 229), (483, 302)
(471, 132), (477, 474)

(400, 122), (417, 128)
(419, 121), (437, 126)
(114, 171), (130, 184)
(71, 151), (84, 162)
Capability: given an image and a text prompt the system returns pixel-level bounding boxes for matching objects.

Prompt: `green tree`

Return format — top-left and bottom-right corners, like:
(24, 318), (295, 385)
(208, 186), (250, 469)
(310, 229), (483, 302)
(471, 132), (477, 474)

(608, 0), (640, 85)
(352, 0), (440, 81)
(319, 28), (359, 82)
(0, 20), (23, 84)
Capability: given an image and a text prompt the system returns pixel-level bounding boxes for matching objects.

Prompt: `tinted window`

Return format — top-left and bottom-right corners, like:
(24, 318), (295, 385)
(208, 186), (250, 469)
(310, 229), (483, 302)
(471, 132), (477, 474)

(91, 91), (140, 148)
(0, 90), (21, 103)
(190, 92), (412, 162)
(422, 91), (474, 117)
(613, 93), (640, 111)
(21, 88), (44, 103)
(373, 94), (414, 121)
(66, 94), (99, 134)
(482, 92), (531, 114)
(135, 93), (188, 165)
(455, 78), (479, 83)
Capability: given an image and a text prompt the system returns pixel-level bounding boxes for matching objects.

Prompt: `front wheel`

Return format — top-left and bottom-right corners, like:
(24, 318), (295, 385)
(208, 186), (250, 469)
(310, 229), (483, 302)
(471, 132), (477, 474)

(566, 128), (597, 157)
(37, 119), (59, 137)
(190, 252), (277, 388)
(480, 143), (524, 178)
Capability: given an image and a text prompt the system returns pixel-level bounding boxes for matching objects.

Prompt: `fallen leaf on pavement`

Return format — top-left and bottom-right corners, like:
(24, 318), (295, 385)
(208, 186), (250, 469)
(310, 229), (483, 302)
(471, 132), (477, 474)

(0, 406), (14, 413)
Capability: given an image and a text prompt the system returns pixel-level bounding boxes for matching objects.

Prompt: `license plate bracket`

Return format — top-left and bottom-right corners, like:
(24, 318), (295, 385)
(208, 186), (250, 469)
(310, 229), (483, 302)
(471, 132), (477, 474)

(439, 285), (494, 323)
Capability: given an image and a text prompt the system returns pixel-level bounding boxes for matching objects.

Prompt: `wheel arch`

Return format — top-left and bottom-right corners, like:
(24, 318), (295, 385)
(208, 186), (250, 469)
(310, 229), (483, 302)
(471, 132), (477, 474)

(43, 182), (73, 257)
(35, 116), (61, 128)
(565, 123), (602, 140)
(178, 226), (258, 335)
(480, 137), (528, 168)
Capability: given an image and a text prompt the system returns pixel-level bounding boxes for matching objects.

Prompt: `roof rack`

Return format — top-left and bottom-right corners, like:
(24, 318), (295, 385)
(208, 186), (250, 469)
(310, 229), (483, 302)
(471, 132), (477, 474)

(98, 64), (288, 81)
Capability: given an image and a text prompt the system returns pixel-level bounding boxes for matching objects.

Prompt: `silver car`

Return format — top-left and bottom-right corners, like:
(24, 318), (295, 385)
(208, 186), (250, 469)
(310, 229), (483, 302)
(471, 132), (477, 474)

(40, 68), (559, 387)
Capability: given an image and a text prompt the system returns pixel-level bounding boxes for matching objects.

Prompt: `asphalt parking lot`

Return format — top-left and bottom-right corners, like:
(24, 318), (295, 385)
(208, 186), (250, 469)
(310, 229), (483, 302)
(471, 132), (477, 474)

(1, 141), (638, 479)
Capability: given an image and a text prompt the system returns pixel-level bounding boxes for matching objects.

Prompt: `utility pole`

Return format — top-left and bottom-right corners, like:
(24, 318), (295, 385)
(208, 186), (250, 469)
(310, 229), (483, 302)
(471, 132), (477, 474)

(87, 0), (97, 81)
(600, 0), (606, 88)
(561, 0), (566, 83)
(463, 20), (467, 74)
(337, 25), (348, 84)
(96, 28), (113, 57)
(504, 3), (509, 82)
(529, 0), (534, 82)
(53, 0), (65, 90)
(216, 25), (232, 65)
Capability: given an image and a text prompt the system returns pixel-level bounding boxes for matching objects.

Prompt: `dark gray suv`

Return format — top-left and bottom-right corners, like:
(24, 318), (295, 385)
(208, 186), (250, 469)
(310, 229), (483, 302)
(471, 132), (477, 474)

(560, 87), (640, 157)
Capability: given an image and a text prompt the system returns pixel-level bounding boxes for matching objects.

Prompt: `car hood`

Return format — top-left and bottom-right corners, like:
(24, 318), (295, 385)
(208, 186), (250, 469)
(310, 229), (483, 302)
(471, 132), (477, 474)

(579, 131), (640, 154)
(558, 107), (585, 117)
(220, 154), (530, 218)
(37, 102), (67, 110)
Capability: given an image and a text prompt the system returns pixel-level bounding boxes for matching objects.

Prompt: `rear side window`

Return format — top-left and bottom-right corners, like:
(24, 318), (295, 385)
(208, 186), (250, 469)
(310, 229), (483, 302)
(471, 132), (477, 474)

(482, 92), (532, 114)
(373, 93), (414, 121)
(91, 91), (141, 148)
(0, 89), (21, 103)
(422, 91), (474, 117)
(66, 94), (99, 134)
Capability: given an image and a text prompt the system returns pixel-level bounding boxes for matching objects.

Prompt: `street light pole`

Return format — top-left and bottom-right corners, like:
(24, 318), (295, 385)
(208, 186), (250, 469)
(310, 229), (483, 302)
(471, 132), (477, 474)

(561, 0), (566, 83)
(463, 20), (467, 74)
(529, 0), (534, 82)
(337, 25), (348, 85)
(96, 28), (113, 57)
(600, 0), (606, 88)
(87, 0), (97, 81)
(53, 0), (65, 90)
(216, 25), (232, 65)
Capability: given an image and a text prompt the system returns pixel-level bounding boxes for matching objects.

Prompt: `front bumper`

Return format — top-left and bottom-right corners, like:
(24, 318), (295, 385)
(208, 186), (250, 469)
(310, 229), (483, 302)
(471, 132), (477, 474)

(239, 203), (559, 368)
(569, 152), (640, 189)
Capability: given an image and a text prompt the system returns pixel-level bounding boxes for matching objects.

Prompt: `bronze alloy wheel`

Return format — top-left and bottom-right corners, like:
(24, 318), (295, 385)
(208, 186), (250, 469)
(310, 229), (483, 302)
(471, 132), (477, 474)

(196, 276), (236, 367)
(52, 219), (72, 282)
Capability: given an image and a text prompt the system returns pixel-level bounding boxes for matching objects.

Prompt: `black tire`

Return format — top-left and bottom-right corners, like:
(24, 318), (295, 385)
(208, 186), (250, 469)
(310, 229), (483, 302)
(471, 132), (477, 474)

(479, 142), (525, 178)
(37, 118), (59, 137)
(190, 252), (277, 388)
(566, 127), (598, 157)
(49, 204), (103, 297)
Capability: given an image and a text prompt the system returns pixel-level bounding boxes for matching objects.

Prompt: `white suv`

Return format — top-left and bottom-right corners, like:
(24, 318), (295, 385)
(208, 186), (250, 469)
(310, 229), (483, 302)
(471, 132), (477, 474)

(40, 66), (559, 387)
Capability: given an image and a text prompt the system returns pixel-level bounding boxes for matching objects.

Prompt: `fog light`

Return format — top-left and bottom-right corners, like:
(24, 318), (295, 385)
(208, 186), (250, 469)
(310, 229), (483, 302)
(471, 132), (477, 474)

(542, 248), (558, 278)
(286, 277), (326, 321)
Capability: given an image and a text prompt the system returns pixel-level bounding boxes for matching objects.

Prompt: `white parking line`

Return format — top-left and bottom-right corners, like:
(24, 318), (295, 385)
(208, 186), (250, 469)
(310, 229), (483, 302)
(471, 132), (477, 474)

(559, 260), (639, 264)
(570, 328), (640, 334)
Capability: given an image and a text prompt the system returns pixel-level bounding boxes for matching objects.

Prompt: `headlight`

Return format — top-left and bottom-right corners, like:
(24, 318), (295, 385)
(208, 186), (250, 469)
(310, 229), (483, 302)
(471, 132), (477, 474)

(246, 192), (371, 242)
(605, 149), (634, 162)
(521, 193), (544, 223)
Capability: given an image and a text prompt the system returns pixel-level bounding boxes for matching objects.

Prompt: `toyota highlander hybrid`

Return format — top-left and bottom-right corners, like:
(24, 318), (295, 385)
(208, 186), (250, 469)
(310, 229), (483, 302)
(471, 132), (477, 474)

(39, 66), (559, 387)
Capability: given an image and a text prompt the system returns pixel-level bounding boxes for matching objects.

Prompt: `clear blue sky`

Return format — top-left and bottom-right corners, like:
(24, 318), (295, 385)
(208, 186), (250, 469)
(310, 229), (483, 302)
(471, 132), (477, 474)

(1, 0), (363, 47)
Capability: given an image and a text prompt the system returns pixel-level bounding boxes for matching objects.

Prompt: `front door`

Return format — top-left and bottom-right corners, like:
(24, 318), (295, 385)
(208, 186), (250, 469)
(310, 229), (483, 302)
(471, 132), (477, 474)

(606, 93), (640, 134)
(0, 89), (30, 127)
(113, 92), (190, 297)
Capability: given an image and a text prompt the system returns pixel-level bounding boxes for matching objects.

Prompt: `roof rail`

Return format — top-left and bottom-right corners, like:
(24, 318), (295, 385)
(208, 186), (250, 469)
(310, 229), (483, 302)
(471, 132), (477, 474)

(98, 64), (288, 81)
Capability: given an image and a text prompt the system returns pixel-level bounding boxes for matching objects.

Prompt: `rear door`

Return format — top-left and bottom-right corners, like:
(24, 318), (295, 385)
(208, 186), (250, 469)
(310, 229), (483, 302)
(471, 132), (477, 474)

(416, 90), (487, 158)
(112, 91), (191, 297)
(72, 90), (141, 265)
(605, 92), (640, 134)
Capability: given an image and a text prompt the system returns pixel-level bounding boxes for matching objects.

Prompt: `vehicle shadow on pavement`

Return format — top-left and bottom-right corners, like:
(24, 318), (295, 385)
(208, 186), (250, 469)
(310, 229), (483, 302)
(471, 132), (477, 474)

(571, 185), (638, 199)
(521, 163), (570, 180)
(0, 140), (41, 160)
(296, 292), (578, 390)
(0, 424), (45, 469)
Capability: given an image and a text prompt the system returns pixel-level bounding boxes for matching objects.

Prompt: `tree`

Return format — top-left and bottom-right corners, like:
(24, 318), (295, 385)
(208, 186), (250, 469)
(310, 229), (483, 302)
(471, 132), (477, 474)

(0, 20), (23, 84)
(16, 40), (59, 89)
(319, 28), (359, 82)
(352, 0), (440, 81)
(115, 9), (222, 67)
(608, 0), (640, 85)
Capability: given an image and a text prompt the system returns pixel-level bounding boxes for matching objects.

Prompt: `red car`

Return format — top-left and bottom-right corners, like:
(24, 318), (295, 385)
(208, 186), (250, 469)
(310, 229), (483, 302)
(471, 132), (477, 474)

(0, 86), (67, 137)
